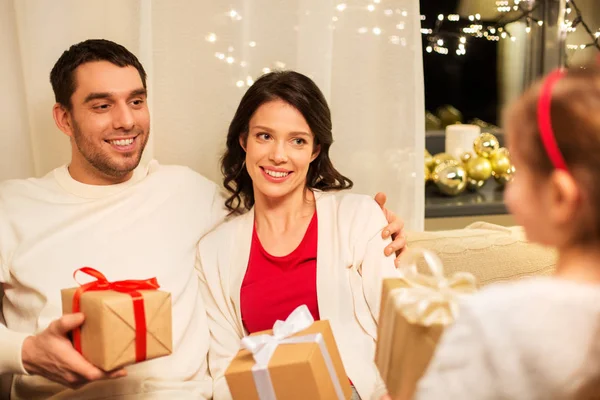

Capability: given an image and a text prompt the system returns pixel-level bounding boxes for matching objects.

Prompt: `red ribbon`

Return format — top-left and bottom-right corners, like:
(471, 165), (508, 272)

(70, 267), (160, 364)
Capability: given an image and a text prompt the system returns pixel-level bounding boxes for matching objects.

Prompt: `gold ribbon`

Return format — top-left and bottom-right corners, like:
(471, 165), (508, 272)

(390, 248), (477, 326)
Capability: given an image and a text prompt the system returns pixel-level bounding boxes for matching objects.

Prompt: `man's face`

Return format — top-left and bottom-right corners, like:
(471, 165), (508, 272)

(66, 61), (150, 182)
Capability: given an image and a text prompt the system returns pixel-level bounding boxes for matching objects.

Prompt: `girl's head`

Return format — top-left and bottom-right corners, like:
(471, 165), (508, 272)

(504, 65), (600, 248)
(221, 71), (352, 213)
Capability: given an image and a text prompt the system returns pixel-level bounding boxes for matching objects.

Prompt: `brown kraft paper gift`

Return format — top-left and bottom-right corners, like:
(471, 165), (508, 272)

(61, 267), (173, 371)
(375, 249), (477, 400)
(225, 305), (352, 400)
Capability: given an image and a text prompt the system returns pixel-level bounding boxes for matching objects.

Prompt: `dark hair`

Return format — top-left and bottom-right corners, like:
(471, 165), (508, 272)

(221, 70), (353, 213)
(505, 64), (600, 242)
(50, 39), (147, 109)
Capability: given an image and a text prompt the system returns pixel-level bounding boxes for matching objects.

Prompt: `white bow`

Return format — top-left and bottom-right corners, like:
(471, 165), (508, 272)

(241, 304), (314, 366)
(239, 305), (345, 400)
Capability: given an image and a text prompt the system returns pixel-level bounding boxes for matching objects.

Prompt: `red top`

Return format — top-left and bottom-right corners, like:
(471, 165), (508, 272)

(241, 212), (319, 334)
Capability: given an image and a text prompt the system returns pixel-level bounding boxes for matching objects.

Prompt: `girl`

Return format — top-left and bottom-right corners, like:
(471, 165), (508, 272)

(413, 65), (600, 399)
(196, 71), (398, 400)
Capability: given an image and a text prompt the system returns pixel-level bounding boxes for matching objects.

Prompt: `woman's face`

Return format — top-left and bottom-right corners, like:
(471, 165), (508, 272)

(241, 99), (320, 203)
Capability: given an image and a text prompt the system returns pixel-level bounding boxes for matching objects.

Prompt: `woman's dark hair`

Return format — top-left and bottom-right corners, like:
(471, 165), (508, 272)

(221, 70), (353, 213)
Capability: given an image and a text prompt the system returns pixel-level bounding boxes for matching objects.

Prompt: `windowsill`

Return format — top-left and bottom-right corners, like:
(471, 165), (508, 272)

(425, 178), (508, 218)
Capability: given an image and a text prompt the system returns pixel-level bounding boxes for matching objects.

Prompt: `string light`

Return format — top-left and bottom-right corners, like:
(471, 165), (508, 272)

(228, 9), (242, 21)
(564, 0), (600, 62)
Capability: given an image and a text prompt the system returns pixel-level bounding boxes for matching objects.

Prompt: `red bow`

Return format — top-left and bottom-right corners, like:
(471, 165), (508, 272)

(71, 267), (160, 364)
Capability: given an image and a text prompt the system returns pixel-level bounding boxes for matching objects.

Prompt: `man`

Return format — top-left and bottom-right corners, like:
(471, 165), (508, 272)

(0, 39), (406, 399)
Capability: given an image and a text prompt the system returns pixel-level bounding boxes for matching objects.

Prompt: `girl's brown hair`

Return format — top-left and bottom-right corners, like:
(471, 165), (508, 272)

(505, 65), (600, 242)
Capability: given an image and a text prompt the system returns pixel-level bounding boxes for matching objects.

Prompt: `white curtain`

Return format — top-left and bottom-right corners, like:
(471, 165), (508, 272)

(0, 0), (425, 231)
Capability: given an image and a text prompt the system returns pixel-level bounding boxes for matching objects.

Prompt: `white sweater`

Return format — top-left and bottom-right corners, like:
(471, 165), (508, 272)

(415, 277), (600, 400)
(196, 191), (397, 400)
(0, 160), (226, 400)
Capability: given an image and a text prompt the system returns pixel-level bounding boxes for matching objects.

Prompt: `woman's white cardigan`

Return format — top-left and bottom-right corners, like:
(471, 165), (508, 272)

(196, 191), (397, 400)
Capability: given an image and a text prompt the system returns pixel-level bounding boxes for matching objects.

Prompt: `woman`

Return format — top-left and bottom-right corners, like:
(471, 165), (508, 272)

(196, 71), (397, 400)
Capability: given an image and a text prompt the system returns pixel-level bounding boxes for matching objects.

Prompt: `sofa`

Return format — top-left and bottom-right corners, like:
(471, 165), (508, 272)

(407, 222), (557, 286)
(0, 223), (556, 398)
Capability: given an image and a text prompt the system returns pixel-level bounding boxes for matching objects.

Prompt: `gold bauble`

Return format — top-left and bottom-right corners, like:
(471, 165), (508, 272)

(436, 105), (463, 128)
(460, 151), (473, 165)
(490, 147), (512, 175)
(425, 111), (442, 131)
(432, 160), (467, 196)
(473, 133), (500, 158)
(492, 165), (516, 186)
(467, 178), (487, 191)
(466, 156), (493, 181)
(425, 165), (431, 182)
(425, 149), (434, 170)
(432, 153), (457, 169)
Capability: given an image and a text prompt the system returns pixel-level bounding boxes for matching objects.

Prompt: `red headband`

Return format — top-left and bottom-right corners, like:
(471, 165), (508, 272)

(537, 68), (569, 171)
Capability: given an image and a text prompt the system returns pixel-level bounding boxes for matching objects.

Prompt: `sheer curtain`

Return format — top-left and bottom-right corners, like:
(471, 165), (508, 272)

(0, 0), (425, 231)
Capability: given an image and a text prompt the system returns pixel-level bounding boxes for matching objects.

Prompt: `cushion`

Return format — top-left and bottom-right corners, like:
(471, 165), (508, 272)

(406, 222), (557, 286)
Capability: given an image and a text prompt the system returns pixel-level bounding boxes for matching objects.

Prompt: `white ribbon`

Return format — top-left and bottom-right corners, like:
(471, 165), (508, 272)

(240, 305), (345, 400)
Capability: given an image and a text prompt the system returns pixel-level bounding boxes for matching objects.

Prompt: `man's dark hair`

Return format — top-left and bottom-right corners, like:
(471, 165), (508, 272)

(50, 39), (147, 109)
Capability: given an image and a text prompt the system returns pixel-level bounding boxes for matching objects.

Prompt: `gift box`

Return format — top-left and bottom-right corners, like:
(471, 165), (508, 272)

(375, 249), (477, 400)
(225, 305), (352, 400)
(61, 267), (173, 371)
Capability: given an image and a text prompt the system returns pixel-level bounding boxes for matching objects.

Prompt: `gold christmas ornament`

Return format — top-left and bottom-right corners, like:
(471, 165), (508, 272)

(432, 160), (467, 196)
(492, 165), (516, 186)
(467, 178), (486, 191)
(425, 149), (434, 170)
(490, 147), (512, 175)
(432, 153), (457, 169)
(425, 165), (431, 182)
(425, 111), (442, 131)
(466, 156), (493, 181)
(460, 152), (473, 165)
(436, 105), (463, 128)
(473, 133), (500, 158)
